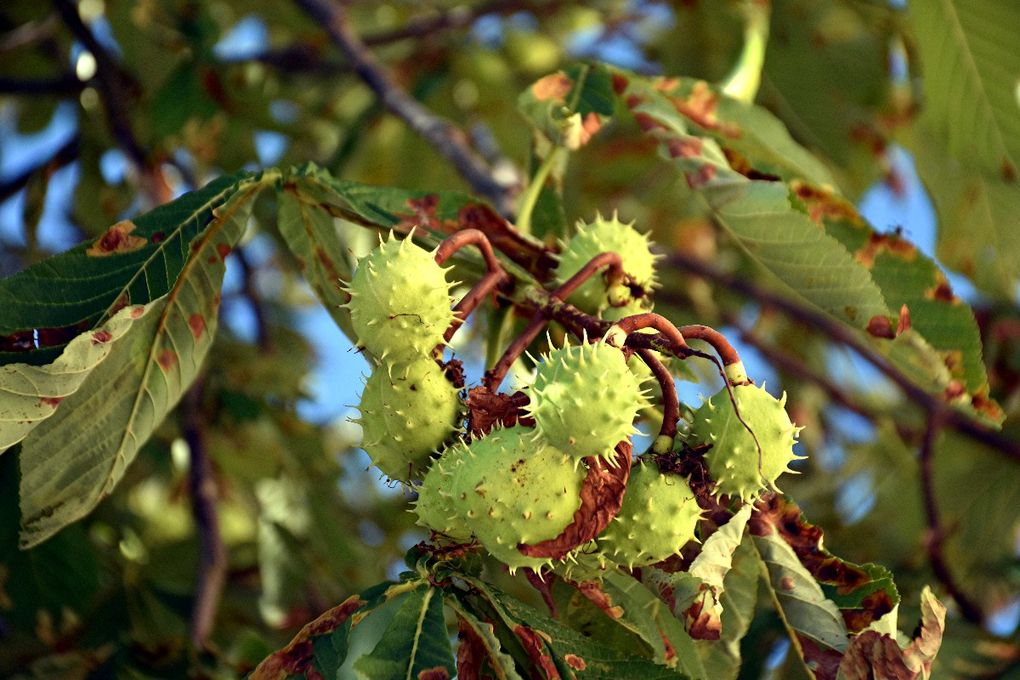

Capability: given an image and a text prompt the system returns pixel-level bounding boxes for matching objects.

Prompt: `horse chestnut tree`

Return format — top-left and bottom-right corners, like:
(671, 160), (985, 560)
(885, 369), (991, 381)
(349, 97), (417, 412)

(4, 3), (1015, 678)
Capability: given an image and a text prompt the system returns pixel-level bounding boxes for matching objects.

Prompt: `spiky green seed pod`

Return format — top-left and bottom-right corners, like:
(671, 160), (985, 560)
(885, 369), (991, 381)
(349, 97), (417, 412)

(526, 340), (648, 462)
(413, 451), (473, 541)
(446, 427), (585, 572)
(345, 233), (456, 360)
(689, 383), (803, 502)
(556, 212), (658, 312)
(357, 354), (461, 482)
(596, 459), (701, 569)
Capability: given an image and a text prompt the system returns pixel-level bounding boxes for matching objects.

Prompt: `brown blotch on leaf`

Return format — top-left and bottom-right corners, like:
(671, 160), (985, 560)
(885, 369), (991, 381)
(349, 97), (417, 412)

(685, 164), (717, 189)
(130, 305), (145, 319)
(896, 305), (911, 335)
(466, 386), (533, 438)
(926, 279), (957, 303)
(1003, 159), (1017, 182)
(564, 654), (587, 671)
(417, 668), (450, 680)
(518, 441), (632, 560)
(780, 576), (795, 591)
(866, 315), (895, 339)
(40, 396), (63, 408)
(791, 181), (863, 225)
(666, 136), (703, 159)
(684, 594), (721, 640)
(150, 231), (166, 244)
(188, 314), (206, 339)
(531, 72), (573, 103)
(634, 111), (667, 132)
(837, 631), (915, 680)
(513, 626), (561, 679)
(671, 81), (741, 137)
(251, 596), (366, 680)
(87, 220), (147, 257)
(751, 496), (894, 633)
(611, 73), (629, 94)
(723, 148), (781, 181)
(157, 348), (177, 372)
(456, 617), (486, 680)
(971, 390), (1004, 423)
(91, 330), (113, 345)
(575, 580), (624, 619)
(855, 231), (917, 268)
(216, 243), (232, 261)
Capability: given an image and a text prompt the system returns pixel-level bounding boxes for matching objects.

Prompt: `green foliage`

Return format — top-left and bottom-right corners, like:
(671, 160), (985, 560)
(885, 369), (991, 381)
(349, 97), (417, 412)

(1, 1), (1018, 678)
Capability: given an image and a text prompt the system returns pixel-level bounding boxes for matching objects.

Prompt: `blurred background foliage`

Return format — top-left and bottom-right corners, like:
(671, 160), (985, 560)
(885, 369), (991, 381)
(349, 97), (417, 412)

(1, 0), (1019, 677)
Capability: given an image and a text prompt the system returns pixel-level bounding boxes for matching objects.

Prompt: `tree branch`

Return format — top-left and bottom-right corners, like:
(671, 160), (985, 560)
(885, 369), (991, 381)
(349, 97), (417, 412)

(664, 252), (1020, 463)
(181, 379), (228, 648)
(918, 416), (984, 624)
(53, 0), (147, 168)
(292, 0), (519, 216)
(0, 134), (80, 203)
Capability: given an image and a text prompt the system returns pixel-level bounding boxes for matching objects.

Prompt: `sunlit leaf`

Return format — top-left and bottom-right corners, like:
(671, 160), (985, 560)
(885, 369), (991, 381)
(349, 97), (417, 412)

(14, 181), (266, 547)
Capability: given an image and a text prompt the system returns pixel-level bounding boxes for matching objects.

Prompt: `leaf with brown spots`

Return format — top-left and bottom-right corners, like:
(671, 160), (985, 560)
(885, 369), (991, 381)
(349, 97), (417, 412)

(251, 595), (367, 680)
(85, 220), (147, 257)
(519, 63), (615, 151)
(643, 505), (752, 641)
(836, 587), (946, 680)
(16, 181), (266, 548)
(0, 173), (250, 367)
(752, 496), (899, 636)
(0, 303), (153, 453)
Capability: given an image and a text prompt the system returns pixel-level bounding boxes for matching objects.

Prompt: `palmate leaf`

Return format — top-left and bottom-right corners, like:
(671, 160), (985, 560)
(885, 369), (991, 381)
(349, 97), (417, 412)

(518, 62), (615, 150)
(693, 537), (760, 680)
(602, 69), (996, 417)
(446, 600), (524, 680)
(907, 0), (1020, 295)
(9, 180), (267, 547)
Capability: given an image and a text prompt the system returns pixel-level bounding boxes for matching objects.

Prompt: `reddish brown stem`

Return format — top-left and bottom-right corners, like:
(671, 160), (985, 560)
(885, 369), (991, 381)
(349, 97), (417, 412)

(919, 416), (984, 624)
(434, 228), (502, 272)
(433, 229), (510, 344)
(445, 270), (506, 343)
(637, 348), (679, 449)
(484, 252), (624, 391)
(484, 312), (549, 391)
(554, 251), (624, 301)
(605, 313), (690, 352)
(677, 324), (741, 367)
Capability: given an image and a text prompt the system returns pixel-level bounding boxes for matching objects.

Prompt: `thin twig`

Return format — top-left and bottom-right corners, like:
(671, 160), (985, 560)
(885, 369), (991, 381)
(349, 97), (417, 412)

(665, 252), (1020, 463)
(363, 0), (548, 46)
(0, 134), (80, 203)
(181, 379), (228, 648)
(292, 0), (519, 215)
(918, 415), (984, 624)
(485, 253), (624, 390)
(234, 247), (272, 352)
(0, 73), (85, 95)
(637, 348), (679, 451)
(53, 0), (147, 168)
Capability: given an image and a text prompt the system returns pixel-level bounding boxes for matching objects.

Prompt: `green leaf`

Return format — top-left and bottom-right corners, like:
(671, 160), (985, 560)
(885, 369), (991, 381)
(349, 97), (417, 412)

(751, 529), (848, 657)
(0, 173), (253, 367)
(446, 601), (524, 680)
(459, 576), (689, 679)
(276, 179), (359, 341)
(614, 74), (889, 329)
(753, 496), (899, 637)
(644, 505), (752, 641)
(519, 63), (615, 150)
(907, 0), (1020, 294)
(694, 537), (760, 680)
(14, 181), (266, 547)
(354, 586), (456, 680)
